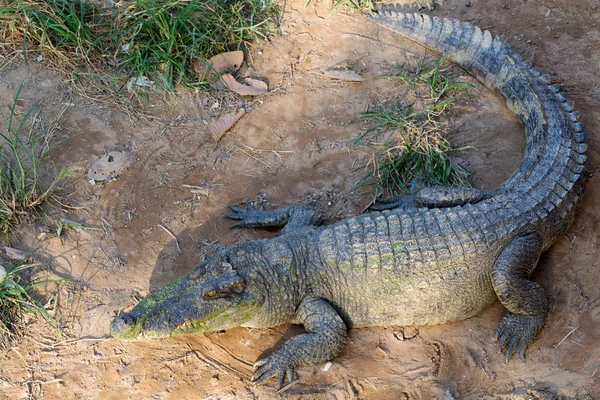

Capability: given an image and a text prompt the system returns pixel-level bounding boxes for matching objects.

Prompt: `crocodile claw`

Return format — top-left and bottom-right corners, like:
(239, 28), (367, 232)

(224, 203), (266, 228)
(251, 351), (296, 388)
(495, 313), (545, 362)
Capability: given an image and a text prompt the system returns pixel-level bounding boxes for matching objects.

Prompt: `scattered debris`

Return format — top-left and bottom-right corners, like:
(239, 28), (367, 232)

(324, 69), (365, 82)
(276, 379), (299, 394)
(126, 76), (155, 92)
(219, 74), (268, 96)
(88, 151), (133, 184)
(158, 225), (181, 254)
(207, 108), (246, 142)
(554, 326), (580, 348)
(182, 184), (211, 197)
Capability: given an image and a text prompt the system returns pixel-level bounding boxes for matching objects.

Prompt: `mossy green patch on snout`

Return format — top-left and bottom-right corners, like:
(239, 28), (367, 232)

(111, 259), (262, 339)
(110, 318), (144, 340)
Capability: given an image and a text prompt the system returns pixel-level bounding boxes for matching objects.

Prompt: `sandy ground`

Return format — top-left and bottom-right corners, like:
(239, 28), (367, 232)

(0, 0), (598, 398)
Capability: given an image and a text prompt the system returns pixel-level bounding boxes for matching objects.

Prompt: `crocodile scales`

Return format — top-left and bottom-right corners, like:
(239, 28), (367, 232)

(111, 6), (588, 388)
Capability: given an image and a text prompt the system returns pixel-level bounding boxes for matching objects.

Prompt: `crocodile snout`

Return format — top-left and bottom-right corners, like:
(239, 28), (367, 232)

(111, 313), (138, 336)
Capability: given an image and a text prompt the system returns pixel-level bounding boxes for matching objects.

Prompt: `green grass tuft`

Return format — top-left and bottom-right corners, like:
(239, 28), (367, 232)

(111, 0), (278, 91)
(0, 0), (279, 92)
(0, 84), (72, 234)
(1, 0), (101, 63)
(0, 260), (62, 349)
(355, 54), (473, 195)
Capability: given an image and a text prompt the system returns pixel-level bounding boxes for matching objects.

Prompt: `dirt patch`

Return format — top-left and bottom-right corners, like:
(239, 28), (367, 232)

(0, 0), (598, 398)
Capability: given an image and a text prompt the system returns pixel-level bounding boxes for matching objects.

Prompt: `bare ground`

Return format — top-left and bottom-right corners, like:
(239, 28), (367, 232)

(0, 0), (598, 398)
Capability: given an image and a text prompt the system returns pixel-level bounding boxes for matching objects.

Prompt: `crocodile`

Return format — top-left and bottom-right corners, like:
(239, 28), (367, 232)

(110, 6), (588, 389)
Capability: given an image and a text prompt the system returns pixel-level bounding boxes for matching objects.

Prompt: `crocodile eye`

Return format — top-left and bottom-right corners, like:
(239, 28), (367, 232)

(205, 290), (218, 298)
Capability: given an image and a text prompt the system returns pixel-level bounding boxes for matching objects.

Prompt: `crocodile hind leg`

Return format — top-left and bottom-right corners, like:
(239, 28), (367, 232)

(225, 203), (317, 235)
(370, 187), (492, 211)
(251, 296), (347, 388)
(491, 232), (547, 361)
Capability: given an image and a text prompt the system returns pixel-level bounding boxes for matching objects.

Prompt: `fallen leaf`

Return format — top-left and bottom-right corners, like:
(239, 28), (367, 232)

(5, 247), (29, 261)
(207, 108), (246, 142)
(220, 74), (268, 96)
(324, 69), (365, 82)
(88, 151), (133, 183)
(243, 77), (268, 91)
(193, 51), (244, 80)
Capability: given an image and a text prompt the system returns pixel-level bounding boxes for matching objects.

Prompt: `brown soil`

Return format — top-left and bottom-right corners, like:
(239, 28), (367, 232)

(0, 0), (598, 398)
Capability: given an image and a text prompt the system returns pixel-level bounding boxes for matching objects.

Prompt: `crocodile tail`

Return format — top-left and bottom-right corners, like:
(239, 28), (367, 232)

(368, 9), (512, 90)
(368, 7), (587, 246)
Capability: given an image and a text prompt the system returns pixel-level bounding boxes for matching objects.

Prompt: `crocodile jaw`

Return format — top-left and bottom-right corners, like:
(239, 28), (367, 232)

(111, 258), (262, 339)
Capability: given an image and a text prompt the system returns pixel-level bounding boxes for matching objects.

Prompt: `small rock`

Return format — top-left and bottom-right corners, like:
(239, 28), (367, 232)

(37, 232), (47, 241)
(5, 247), (29, 261)
(545, 8), (551, 17)
(395, 327), (419, 341)
(465, 1), (472, 6)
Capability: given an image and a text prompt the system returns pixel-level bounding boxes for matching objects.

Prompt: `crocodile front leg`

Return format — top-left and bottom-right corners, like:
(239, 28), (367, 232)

(251, 296), (347, 388)
(370, 187), (492, 211)
(225, 204), (317, 235)
(491, 232), (547, 361)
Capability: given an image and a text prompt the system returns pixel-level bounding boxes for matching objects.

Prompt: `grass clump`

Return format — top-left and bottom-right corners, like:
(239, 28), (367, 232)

(355, 54), (473, 195)
(1, 0), (101, 63)
(112, 0), (278, 91)
(0, 260), (60, 349)
(0, 84), (71, 234)
(0, 0), (279, 92)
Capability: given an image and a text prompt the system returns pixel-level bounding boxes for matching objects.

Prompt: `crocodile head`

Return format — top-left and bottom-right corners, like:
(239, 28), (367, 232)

(111, 252), (261, 339)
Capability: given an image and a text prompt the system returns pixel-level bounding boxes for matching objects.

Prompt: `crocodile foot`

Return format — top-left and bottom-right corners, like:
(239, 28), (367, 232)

(225, 203), (317, 234)
(369, 194), (416, 211)
(251, 348), (296, 388)
(225, 203), (270, 228)
(495, 313), (545, 362)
